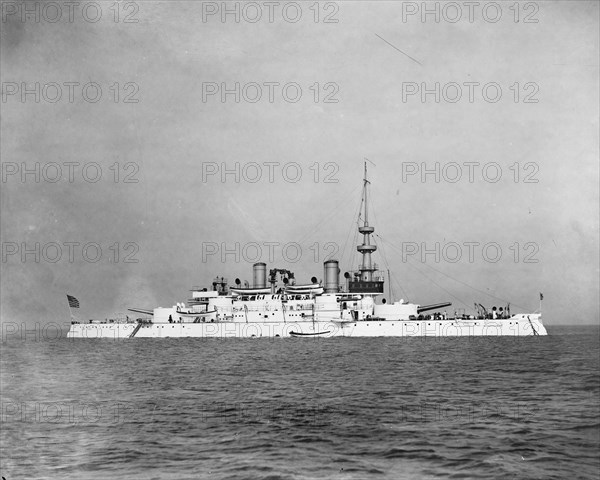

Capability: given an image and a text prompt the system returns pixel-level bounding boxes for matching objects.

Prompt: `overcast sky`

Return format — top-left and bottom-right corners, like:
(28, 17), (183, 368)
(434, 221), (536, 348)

(1, 0), (598, 333)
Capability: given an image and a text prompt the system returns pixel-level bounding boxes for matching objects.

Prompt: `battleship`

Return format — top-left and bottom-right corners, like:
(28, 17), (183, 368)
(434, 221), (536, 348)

(67, 165), (547, 339)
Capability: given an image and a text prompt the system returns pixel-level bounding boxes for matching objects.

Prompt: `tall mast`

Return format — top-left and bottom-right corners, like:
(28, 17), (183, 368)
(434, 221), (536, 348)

(357, 162), (377, 282)
(363, 162), (369, 226)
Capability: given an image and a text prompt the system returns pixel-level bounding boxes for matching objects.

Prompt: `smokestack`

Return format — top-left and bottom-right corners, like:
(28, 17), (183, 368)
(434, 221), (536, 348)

(253, 262), (267, 289)
(324, 260), (340, 293)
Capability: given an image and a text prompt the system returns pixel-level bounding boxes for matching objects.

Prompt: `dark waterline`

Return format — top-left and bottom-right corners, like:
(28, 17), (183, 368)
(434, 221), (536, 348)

(1, 325), (599, 479)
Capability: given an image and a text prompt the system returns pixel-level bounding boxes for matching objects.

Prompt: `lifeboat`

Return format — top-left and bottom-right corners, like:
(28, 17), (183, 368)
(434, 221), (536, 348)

(230, 287), (272, 295)
(284, 284), (324, 295)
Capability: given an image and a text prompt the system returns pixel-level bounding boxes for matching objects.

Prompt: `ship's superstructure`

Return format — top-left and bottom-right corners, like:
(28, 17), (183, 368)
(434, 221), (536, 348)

(68, 165), (547, 339)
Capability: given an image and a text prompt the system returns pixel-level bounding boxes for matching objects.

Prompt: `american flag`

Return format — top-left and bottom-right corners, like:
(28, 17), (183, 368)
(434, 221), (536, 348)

(67, 294), (80, 309)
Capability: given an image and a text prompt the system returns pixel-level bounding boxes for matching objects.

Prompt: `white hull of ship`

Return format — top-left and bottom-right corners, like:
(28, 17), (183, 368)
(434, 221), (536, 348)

(67, 315), (547, 339)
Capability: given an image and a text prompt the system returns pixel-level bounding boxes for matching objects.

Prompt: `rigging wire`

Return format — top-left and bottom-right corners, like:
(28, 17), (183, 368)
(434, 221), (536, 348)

(340, 190), (364, 270)
(377, 234), (531, 312)
(389, 270), (409, 302)
(373, 237), (398, 302)
(374, 234), (409, 301)
(329, 165), (533, 314)
(295, 184), (362, 248)
(368, 189), (410, 301)
(370, 234), (470, 308)
(379, 237), (473, 309)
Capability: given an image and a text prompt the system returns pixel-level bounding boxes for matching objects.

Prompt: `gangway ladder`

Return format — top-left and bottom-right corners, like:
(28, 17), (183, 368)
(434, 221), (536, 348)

(527, 316), (539, 336)
(129, 321), (144, 338)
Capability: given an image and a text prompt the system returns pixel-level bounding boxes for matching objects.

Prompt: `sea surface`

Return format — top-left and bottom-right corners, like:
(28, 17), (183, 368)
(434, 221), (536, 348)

(1, 325), (599, 480)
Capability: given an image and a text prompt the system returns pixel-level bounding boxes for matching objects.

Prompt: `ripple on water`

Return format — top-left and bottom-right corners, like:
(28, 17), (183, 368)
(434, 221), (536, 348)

(1, 326), (599, 480)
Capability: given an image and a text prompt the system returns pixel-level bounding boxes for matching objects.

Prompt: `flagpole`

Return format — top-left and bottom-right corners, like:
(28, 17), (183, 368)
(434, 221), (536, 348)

(67, 296), (73, 322)
(68, 304), (77, 324)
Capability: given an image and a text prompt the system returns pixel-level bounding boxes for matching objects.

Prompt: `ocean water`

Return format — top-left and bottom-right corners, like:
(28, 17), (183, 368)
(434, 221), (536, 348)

(1, 325), (599, 480)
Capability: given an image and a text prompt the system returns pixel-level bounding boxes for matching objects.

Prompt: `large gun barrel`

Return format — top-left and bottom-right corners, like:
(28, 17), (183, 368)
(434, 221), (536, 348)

(417, 302), (452, 313)
(128, 308), (154, 316)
